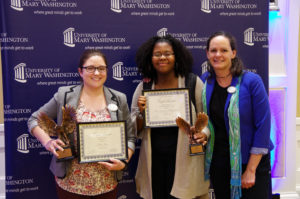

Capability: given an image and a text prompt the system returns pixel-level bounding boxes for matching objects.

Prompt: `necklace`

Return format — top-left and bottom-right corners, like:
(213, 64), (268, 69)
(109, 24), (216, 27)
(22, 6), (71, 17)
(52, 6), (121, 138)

(216, 74), (232, 88)
(216, 73), (231, 79)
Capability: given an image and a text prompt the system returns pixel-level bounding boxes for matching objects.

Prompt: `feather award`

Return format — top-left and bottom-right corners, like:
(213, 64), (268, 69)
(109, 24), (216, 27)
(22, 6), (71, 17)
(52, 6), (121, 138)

(176, 112), (208, 155)
(38, 105), (77, 161)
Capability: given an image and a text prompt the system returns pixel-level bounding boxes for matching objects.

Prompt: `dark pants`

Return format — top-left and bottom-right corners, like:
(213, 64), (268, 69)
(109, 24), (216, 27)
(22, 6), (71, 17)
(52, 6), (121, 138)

(210, 154), (271, 199)
(56, 183), (118, 199)
(151, 152), (178, 199)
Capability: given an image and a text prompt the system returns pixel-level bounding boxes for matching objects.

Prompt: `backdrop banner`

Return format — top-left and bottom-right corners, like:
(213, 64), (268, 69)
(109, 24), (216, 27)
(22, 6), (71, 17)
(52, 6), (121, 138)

(0, 1), (268, 198)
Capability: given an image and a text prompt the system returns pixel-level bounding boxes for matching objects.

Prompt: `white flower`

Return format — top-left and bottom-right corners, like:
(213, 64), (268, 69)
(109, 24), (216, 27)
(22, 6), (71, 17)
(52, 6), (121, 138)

(107, 103), (118, 111)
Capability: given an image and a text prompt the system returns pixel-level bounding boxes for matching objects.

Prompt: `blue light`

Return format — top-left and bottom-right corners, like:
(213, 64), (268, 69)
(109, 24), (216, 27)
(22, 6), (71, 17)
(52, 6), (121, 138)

(269, 10), (281, 21)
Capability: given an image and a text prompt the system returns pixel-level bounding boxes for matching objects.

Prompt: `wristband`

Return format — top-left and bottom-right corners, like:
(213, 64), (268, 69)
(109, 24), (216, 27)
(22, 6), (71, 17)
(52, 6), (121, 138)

(120, 160), (128, 171)
(137, 112), (143, 119)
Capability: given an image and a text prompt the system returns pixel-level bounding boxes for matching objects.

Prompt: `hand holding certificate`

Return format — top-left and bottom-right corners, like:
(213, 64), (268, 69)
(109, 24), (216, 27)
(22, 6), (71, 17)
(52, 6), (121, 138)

(77, 121), (128, 164)
(143, 88), (191, 128)
(176, 112), (208, 155)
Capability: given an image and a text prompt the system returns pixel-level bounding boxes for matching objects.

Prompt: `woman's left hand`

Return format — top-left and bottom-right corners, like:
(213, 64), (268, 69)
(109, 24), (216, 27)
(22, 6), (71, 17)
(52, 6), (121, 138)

(98, 158), (127, 171)
(241, 169), (256, 189)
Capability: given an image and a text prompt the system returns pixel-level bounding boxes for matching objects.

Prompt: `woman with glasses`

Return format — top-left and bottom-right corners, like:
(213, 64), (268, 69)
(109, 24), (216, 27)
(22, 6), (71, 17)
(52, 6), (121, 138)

(131, 35), (210, 199)
(28, 49), (135, 199)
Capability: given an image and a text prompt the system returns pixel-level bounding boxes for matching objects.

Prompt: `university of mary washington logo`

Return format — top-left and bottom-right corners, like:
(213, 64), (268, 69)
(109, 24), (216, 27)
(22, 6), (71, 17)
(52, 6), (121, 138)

(243, 28), (268, 47)
(112, 62), (140, 81)
(112, 62), (124, 81)
(10, 0), (77, 11)
(201, 0), (211, 13)
(201, 61), (209, 75)
(244, 28), (255, 46)
(111, 0), (122, 13)
(14, 62), (79, 84)
(63, 27), (126, 47)
(63, 27), (75, 47)
(11, 0), (23, 11)
(14, 63), (27, 83)
(110, 0), (170, 13)
(157, 28), (168, 37)
(200, 0), (258, 14)
(16, 133), (44, 154)
(17, 134), (29, 153)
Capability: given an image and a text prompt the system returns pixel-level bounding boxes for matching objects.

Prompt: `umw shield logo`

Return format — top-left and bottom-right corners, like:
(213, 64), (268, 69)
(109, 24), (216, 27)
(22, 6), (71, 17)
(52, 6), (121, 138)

(201, 61), (209, 75)
(63, 28), (75, 47)
(17, 134), (29, 154)
(201, 0), (211, 13)
(11, 0), (23, 11)
(14, 63), (27, 83)
(157, 28), (168, 37)
(111, 0), (122, 13)
(244, 28), (255, 46)
(112, 62), (124, 81)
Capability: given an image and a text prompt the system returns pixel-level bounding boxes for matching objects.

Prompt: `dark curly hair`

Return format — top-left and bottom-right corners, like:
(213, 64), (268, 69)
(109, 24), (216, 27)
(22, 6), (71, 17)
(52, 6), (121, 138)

(206, 31), (244, 77)
(136, 34), (193, 82)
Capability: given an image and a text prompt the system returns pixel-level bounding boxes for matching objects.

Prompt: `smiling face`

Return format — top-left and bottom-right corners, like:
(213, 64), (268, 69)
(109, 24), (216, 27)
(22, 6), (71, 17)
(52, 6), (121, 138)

(206, 35), (236, 74)
(151, 41), (175, 76)
(79, 55), (107, 90)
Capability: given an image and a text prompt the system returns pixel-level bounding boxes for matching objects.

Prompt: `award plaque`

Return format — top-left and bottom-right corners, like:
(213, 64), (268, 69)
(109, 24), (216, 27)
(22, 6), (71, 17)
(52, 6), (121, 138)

(77, 121), (128, 163)
(189, 143), (205, 155)
(143, 88), (191, 128)
(38, 105), (77, 162)
(176, 112), (208, 156)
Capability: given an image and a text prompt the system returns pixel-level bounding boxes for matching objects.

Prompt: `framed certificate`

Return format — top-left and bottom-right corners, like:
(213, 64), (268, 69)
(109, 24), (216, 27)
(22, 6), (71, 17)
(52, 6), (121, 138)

(143, 88), (191, 128)
(77, 121), (128, 163)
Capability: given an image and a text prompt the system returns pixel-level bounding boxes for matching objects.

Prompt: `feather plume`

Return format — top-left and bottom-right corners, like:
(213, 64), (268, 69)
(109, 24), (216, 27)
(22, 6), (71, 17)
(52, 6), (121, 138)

(176, 116), (191, 135)
(195, 112), (208, 133)
(37, 112), (57, 137)
(176, 112), (208, 136)
(37, 105), (77, 144)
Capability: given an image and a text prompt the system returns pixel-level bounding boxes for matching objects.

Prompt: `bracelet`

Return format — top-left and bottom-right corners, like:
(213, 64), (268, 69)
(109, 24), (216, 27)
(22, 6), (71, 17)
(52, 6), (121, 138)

(137, 112), (143, 119)
(120, 160), (128, 171)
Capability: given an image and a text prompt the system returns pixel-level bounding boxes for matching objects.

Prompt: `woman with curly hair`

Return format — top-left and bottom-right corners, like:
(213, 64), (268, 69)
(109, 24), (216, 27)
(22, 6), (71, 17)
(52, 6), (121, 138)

(131, 35), (210, 199)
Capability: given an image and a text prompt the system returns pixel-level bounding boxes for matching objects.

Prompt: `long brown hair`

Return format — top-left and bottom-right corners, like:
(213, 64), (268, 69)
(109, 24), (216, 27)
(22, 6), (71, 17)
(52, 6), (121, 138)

(206, 31), (244, 77)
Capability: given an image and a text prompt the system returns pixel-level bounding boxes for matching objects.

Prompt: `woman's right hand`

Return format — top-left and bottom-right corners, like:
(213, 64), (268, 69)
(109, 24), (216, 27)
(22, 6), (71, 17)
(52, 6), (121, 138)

(193, 132), (208, 146)
(190, 126), (208, 145)
(137, 96), (146, 113)
(44, 139), (65, 157)
(136, 96), (146, 132)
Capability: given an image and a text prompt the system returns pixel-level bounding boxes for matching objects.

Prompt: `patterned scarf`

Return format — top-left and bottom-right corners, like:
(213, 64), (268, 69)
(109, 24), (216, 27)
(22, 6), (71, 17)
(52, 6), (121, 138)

(203, 75), (242, 199)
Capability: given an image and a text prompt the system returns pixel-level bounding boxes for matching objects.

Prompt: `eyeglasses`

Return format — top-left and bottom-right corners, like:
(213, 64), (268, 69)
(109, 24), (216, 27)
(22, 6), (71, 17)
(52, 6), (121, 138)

(81, 65), (107, 73)
(152, 52), (174, 58)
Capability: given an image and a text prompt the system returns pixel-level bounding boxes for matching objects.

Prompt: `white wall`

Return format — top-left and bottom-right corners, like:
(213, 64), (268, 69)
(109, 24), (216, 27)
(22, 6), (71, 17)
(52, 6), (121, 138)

(269, 0), (300, 198)
(0, 124), (5, 199)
